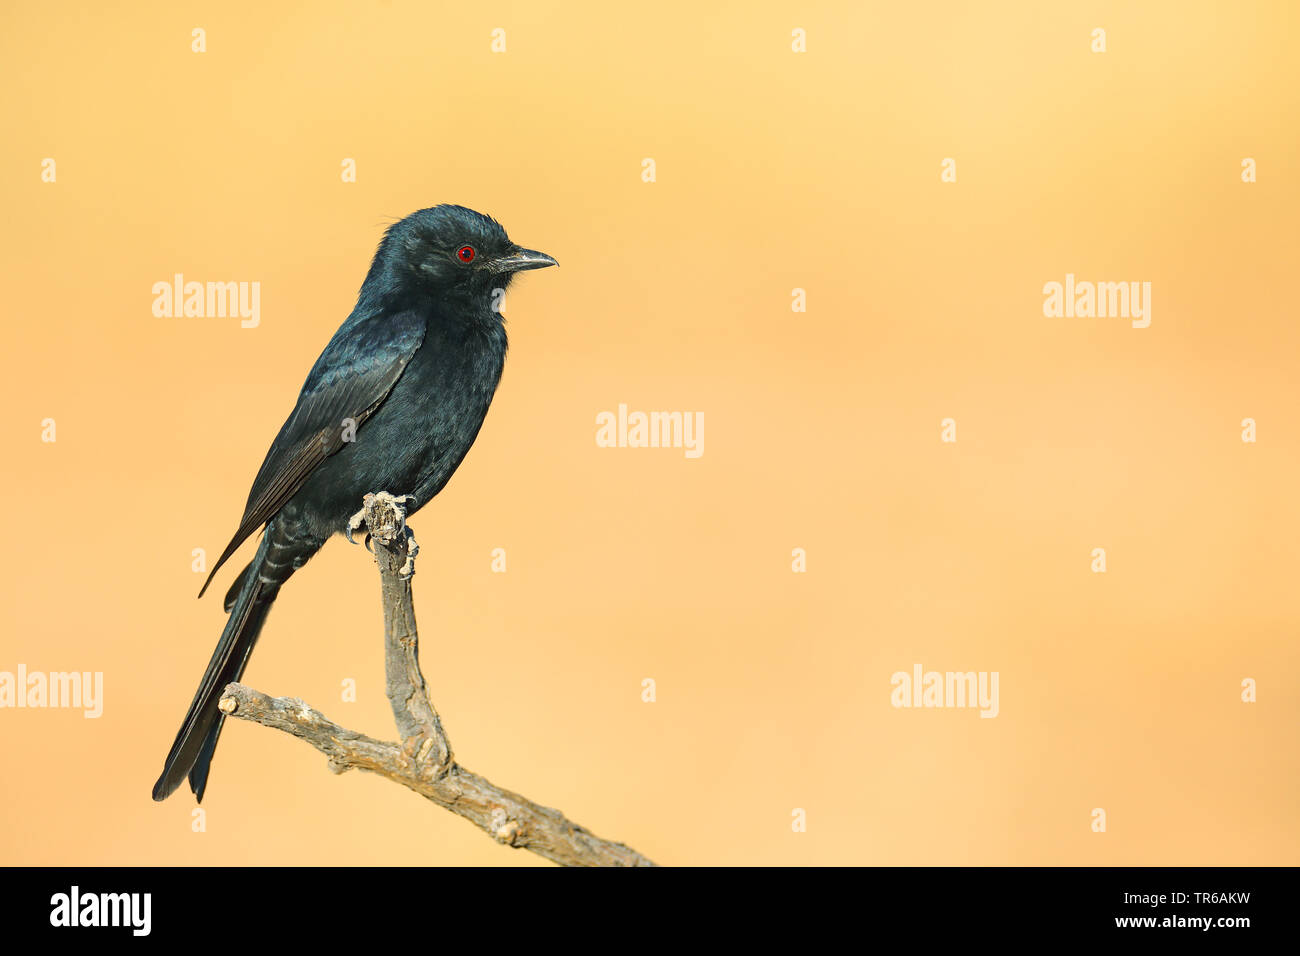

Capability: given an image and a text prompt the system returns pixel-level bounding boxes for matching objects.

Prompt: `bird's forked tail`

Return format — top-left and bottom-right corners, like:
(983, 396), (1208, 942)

(152, 531), (284, 802)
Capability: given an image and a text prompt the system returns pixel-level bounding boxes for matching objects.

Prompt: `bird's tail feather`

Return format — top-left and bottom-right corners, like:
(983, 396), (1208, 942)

(152, 534), (277, 802)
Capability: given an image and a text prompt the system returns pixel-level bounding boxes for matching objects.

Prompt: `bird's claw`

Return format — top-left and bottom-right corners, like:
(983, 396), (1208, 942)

(346, 504), (368, 545)
(399, 529), (419, 579)
(346, 492), (419, 576)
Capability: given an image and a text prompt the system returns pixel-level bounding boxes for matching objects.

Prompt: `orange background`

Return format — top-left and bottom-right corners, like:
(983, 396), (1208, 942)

(1, 1), (1297, 865)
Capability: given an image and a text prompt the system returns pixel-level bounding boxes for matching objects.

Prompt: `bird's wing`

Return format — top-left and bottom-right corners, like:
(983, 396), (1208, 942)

(198, 310), (427, 597)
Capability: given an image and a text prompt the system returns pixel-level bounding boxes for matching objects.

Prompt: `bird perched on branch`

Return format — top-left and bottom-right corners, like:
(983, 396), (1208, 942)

(152, 205), (557, 802)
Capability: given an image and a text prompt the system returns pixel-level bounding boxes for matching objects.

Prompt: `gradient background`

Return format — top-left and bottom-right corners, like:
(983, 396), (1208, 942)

(1, 1), (1297, 866)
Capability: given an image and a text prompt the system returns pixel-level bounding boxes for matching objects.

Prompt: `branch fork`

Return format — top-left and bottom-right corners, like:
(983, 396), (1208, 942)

(218, 492), (656, 867)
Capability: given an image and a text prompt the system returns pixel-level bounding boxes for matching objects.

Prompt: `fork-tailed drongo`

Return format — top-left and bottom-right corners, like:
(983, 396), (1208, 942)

(152, 204), (556, 802)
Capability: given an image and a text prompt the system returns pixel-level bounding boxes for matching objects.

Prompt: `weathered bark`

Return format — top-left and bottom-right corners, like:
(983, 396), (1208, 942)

(218, 492), (656, 867)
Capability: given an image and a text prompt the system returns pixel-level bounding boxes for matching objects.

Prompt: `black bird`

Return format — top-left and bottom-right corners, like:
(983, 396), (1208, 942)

(152, 205), (556, 802)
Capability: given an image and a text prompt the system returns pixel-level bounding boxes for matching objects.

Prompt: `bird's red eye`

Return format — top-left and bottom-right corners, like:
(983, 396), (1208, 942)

(456, 245), (476, 263)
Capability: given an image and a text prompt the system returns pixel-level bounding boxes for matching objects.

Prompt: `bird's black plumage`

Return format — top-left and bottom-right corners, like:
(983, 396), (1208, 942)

(153, 205), (556, 802)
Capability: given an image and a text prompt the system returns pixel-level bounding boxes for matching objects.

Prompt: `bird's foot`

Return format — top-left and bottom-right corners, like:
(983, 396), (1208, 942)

(345, 504), (368, 546)
(346, 491), (417, 547)
(346, 492), (420, 578)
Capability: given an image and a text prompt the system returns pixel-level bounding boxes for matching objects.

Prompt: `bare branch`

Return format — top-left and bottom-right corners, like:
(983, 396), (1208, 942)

(219, 492), (656, 867)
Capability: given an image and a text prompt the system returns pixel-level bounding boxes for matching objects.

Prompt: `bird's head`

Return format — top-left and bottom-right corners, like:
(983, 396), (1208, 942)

(370, 205), (557, 309)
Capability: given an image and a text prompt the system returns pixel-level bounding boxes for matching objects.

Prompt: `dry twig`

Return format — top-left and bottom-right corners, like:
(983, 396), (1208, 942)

(218, 492), (656, 867)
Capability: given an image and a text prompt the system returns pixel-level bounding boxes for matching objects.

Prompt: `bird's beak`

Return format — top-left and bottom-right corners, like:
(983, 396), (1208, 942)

(494, 246), (558, 273)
